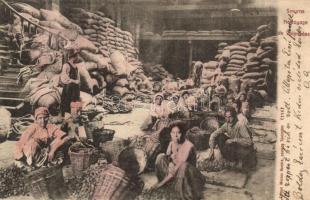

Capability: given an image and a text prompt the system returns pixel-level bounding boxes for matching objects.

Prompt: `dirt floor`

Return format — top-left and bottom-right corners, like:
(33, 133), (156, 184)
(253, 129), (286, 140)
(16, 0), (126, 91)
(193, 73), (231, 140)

(0, 103), (276, 200)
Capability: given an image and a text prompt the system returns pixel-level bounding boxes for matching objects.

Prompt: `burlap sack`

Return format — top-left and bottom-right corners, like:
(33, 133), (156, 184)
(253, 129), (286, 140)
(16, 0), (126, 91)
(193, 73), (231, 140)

(230, 54), (246, 61)
(20, 12), (39, 23)
(12, 3), (40, 18)
(244, 61), (260, 68)
(84, 29), (97, 35)
(115, 78), (129, 87)
(229, 59), (245, 65)
(228, 45), (248, 52)
(40, 9), (83, 33)
(231, 51), (247, 56)
(79, 50), (109, 69)
(39, 21), (65, 30)
(242, 72), (267, 79)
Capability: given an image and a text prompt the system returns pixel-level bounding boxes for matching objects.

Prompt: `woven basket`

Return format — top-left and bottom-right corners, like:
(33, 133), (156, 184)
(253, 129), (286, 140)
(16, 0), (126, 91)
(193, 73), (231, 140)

(187, 130), (211, 151)
(100, 139), (130, 163)
(92, 164), (142, 200)
(68, 145), (96, 176)
(26, 167), (67, 200)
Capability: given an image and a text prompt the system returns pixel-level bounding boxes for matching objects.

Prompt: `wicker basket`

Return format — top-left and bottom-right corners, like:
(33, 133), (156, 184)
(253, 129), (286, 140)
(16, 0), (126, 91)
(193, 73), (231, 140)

(100, 139), (130, 163)
(186, 127), (211, 151)
(68, 145), (96, 176)
(92, 164), (143, 200)
(26, 167), (68, 200)
(118, 147), (147, 176)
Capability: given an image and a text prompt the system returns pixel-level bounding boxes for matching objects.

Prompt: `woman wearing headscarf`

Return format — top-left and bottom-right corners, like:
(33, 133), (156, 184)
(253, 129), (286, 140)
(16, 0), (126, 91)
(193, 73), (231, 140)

(14, 107), (69, 167)
(151, 121), (205, 200)
(141, 93), (169, 131)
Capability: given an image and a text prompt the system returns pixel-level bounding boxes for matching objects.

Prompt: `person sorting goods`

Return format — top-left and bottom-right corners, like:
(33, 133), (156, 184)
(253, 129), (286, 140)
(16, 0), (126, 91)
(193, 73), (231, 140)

(141, 93), (169, 131)
(14, 107), (70, 169)
(60, 48), (81, 117)
(62, 101), (88, 142)
(207, 106), (256, 169)
(151, 121), (205, 200)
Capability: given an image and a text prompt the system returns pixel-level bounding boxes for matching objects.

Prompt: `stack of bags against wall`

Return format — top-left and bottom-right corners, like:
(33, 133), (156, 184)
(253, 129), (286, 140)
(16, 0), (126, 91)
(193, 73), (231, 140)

(143, 63), (173, 81)
(242, 25), (277, 92)
(67, 8), (139, 67)
(222, 42), (249, 77)
(200, 61), (218, 88)
(214, 42), (228, 61)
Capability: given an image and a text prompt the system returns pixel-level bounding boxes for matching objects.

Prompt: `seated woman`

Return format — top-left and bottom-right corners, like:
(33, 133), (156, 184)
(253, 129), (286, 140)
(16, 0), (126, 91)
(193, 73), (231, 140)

(152, 121), (205, 200)
(14, 107), (70, 168)
(141, 94), (169, 131)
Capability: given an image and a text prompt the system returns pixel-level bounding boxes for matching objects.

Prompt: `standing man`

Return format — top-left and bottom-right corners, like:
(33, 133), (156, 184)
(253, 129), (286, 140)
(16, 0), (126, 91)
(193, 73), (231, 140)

(60, 48), (80, 116)
(207, 106), (256, 169)
(192, 61), (203, 87)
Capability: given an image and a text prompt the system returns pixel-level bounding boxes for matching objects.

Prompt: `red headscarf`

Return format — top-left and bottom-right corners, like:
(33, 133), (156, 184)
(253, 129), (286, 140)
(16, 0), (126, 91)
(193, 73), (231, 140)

(34, 107), (49, 119)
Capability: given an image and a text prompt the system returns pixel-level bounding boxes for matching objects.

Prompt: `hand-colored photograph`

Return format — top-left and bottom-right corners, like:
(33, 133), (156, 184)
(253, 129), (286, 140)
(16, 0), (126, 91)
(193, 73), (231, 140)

(0, 0), (277, 199)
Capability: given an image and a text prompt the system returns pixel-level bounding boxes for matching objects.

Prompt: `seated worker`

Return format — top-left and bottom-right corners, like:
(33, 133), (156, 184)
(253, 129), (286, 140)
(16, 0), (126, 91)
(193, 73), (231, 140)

(166, 94), (180, 116)
(236, 92), (252, 120)
(14, 107), (69, 168)
(8, 14), (24, 52)
(207, 106), (256, 169)
(151, 121), (205, 200)
(176, 91), (191, 118)
(214, 80), (227, 96)
(62, 101), (89, 142)
(141, 93), (169, 131)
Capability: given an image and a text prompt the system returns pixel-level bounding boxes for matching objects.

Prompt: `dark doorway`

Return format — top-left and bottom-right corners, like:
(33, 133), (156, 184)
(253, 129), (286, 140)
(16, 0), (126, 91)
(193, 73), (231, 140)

(162, 40), (189, 79)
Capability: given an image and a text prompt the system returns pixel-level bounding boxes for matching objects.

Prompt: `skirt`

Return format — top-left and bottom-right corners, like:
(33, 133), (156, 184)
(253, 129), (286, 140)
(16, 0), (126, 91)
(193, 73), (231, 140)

(155, 154), (205, 200)
(60, 83), (80, 115)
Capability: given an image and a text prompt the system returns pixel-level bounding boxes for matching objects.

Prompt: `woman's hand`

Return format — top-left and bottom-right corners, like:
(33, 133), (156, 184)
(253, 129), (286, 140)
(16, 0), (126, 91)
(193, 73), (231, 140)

(47, 150), (55, 162)
(206, 148), (215, 161)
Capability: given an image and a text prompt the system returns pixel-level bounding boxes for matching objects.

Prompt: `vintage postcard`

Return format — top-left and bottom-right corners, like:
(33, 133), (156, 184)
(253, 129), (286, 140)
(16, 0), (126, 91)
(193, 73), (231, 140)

(0, 0), (308, 199)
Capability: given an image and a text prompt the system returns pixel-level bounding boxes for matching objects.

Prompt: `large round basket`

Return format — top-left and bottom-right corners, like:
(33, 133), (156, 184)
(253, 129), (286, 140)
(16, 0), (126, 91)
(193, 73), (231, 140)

(92, 164), (143, 200)
(186, 127), (211, 150)
(100, 139), (130, 162)
(118, 147), (147, 176)
(26, 166), (68, 200)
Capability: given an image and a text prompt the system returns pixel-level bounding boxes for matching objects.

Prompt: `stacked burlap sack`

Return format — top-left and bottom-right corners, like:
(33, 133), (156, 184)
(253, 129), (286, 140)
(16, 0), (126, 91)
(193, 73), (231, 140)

(214, 24), (277, 95)
(143, 63), (173, 81)
(200, 61), (218, 88)
(241, 28), (277, 92)
(11, 3), (153, 104)
(67, 8), (138, 67)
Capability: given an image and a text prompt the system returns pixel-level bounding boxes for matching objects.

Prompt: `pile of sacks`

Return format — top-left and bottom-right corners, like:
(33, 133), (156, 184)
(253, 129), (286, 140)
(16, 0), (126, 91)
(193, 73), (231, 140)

(214, 24), (277, 93)
(143, 63), (173, 81)
(67, 8), (140, 68)
(200, 61), (218, 88)
(11, 2), (153, 109)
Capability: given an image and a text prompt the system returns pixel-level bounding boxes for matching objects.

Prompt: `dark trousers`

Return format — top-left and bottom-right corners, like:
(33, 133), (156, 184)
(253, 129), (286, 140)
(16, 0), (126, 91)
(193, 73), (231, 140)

(216, 134), (257, 169)
(60, 83), (80, 116)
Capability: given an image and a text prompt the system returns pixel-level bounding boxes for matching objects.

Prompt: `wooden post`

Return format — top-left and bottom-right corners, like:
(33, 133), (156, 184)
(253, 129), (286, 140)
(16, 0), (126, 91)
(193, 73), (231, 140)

(135, 22), (141, 54)
(116, 0), (121, 28)
(188, 40), (193, 78)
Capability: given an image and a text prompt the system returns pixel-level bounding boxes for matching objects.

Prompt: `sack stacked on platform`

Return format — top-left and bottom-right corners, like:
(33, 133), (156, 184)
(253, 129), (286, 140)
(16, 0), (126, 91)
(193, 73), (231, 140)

(143, 63), (173, 81)
(241, 30), (277, 93)
(67, 8), (139, 68)
(214, 24), (277, 96)
(214, 42), (228, 61)
(222, 42), (249, 77)
(200, 61), (218, 87)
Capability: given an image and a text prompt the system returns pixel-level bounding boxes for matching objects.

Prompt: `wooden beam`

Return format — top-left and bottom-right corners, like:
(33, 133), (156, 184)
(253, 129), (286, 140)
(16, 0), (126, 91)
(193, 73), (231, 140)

(140, 32), (254, 41)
